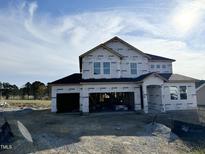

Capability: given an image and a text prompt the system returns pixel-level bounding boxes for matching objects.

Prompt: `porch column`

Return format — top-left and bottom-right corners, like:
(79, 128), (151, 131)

(134, 88), (141, 110)
(51, 98), (57, 112)
(51, 87), (57, 112)
(80, 91), (89, 113)
(142, 85), (148, 113)
(161, 85), (166, 112)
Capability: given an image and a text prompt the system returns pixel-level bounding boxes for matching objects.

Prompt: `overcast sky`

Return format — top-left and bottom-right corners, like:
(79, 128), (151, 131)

(0, 0), (205, 86)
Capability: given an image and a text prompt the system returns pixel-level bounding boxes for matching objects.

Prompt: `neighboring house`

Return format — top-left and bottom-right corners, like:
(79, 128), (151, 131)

(49, 36), (197, 113)
(196, 80), (205, 106)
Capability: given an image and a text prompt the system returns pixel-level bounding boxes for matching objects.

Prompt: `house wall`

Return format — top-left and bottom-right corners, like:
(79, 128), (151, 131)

(82, 41), (150, 79)
(162, 82), (197, 111)
(82, 47), (121, 79)
(197, 85), (205, 106)
(82, 41), (173, 80)
(51, 83), (142, 113)
(148, 61), (172, 73)
(105, 41), (150, 78)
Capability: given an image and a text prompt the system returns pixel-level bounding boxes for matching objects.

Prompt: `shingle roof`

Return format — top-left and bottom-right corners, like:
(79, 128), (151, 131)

(145, 53), (175, 61)
(49, 73), (197, 85)
(49, 73), (82, 84)
(196, 80), (205, 88)
(159, 73), (197, 82)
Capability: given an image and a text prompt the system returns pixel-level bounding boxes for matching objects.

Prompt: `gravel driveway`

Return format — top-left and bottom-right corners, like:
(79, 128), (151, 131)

(0, 109), (193, 154)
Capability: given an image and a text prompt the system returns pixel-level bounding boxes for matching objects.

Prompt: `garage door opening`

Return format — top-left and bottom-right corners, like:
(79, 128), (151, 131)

(89, 92), (135, 112)
(57, 93), (80, 113)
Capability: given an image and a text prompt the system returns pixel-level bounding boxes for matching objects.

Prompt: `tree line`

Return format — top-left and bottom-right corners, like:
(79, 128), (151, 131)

(0, 81), (49, 100)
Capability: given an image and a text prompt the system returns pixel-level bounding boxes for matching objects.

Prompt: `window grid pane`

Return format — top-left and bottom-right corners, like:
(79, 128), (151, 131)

(131, 63), (137, 74)
(94, 62), (100, 75)
(103, 62), (110, 74)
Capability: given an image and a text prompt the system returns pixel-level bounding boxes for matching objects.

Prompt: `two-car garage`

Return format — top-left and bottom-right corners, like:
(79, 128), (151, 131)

(56, 92), (135, 113)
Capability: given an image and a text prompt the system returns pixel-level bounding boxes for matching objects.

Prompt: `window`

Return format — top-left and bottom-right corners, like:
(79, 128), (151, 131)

(162, 65), (166, 68)
(103, 62), (110, 74)
(94, 62), (100, 75)
(157, 64), (160, 68)
(151, 65), (155, 68)
(130, 63), (137, 74)
(180, 86), (187, 100)
(170, 86), (178, 100)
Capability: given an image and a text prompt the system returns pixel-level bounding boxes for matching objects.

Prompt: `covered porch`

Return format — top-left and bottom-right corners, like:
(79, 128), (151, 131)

(141, 74), (167, 113)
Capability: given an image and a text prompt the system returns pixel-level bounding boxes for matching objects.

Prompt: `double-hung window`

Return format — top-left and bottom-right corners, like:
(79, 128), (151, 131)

(103, 62), (110, 74)
(130, 63), (137, 75)
(94, 62), (101, 75)
(180, 86), (187, 100)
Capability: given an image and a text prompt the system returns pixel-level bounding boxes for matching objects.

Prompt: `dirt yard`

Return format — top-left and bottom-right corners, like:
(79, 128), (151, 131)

(0, 100), (50, 109)
(1, 107), (204, 154)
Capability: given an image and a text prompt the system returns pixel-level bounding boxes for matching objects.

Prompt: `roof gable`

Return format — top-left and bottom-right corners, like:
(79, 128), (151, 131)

(103, 36), (150, 59)
(79, 44), (123, 72)
(79, 44), (123, 58)
(103, 36), (175, 62)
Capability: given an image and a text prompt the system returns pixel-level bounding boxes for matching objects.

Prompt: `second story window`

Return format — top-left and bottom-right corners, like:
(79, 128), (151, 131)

(94, 62), (100, 75)
(130, 63), (137, 75)
(151, 65), (155, 68)
(157, 64), (160, 69)
(103, 62), (110, 74)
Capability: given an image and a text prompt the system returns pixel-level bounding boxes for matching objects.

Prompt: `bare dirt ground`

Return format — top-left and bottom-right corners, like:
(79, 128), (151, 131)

(0, 108), (197, 154)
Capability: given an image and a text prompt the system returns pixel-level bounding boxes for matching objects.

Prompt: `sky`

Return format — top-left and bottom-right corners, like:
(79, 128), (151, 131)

(0, 0), (205, 87)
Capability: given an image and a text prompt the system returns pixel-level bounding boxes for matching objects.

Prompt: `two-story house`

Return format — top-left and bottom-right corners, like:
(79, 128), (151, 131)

(49, 36), (197, 113)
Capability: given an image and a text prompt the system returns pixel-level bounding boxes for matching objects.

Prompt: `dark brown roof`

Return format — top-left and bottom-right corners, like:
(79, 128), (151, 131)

(49, 73), (197, 85)
(195, 80), (205, 88)
(49, 73), (82, 85)
(146, 53), (175, 62)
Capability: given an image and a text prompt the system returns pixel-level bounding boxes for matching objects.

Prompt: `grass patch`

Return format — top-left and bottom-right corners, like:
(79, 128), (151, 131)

(1, 99), (50, 108)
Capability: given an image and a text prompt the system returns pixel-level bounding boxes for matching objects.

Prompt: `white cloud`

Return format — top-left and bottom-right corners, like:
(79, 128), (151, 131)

(170, 0), (205, 37)
(0, 1), (205, 86)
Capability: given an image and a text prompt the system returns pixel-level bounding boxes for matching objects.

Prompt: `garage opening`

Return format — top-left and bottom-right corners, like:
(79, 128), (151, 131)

(89, 92), (135, 112)
(57, 93), (80, 113)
